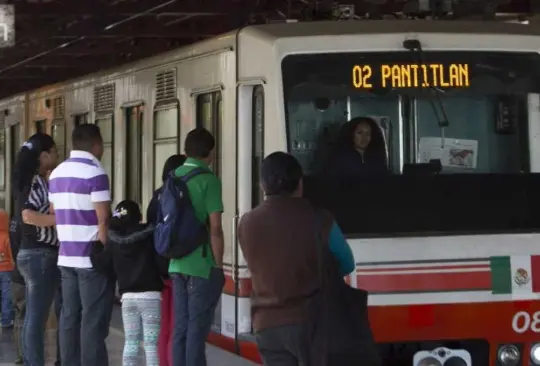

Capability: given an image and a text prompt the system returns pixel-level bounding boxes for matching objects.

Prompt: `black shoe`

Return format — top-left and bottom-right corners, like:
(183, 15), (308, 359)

(15, 356), (23, 364)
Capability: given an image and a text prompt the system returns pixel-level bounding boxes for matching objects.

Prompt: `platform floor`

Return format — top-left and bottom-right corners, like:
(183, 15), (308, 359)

(0, 306), (258, 366)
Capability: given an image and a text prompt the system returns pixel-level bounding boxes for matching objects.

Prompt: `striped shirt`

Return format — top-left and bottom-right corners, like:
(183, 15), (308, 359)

(24, 175), (58, 247)
(49, 150), (111, 268)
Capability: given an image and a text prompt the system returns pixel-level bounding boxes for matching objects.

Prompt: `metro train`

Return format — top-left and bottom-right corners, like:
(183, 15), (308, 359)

(2, 20), (540, 365)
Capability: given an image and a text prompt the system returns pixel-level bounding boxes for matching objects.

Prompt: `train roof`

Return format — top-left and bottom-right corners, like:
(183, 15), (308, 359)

(13, 20), (540, 101)
(242, 20), (540, 39)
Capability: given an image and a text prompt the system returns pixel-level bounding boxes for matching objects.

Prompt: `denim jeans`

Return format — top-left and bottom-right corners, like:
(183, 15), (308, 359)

(0, 271), (13, 326)
(171, 267), (225, 366)
(17, 248), (60, 366)
(59, 266), (114, 366)
(11, 281), (25, 361)
(54, 284), (62, 366)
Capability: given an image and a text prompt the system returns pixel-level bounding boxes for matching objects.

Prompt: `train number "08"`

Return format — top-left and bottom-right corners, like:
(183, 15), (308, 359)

(512, 311), (540, 333)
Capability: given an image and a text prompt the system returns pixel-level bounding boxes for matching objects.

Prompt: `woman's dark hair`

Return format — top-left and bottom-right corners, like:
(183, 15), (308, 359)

(110, 200), (142, 231)
(12, 133), (55, 197)
(261, 152), (303, 196)
(335, 117), (388, 164)
(161, 154), (187, 182)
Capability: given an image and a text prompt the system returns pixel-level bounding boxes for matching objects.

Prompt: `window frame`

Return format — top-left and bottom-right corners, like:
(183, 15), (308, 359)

(124, 105), (144, 205)
(34, 119), (46, 134)
(195, 91), (222, 177)
(252, 85), (264, 207)
(152, 102), (180, 191)
(0, 126), (5, 192)
(51, 118), (66, 162)
(94, 113), (115, 200)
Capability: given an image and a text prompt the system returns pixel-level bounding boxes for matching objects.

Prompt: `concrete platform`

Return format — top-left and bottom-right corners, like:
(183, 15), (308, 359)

(0, 305), (258, 366)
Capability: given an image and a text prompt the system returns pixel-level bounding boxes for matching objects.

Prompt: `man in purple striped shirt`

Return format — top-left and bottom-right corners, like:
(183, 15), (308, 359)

(49, 124), (113, 366)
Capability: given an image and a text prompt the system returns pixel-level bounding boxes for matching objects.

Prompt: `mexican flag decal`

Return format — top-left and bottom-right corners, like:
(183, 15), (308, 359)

(490, 255), (540, 295)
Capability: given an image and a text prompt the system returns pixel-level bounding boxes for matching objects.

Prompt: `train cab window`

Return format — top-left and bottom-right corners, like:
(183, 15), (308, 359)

(125, 106), (143, 205)
(74, 113), (88, 127)
(95, 115), (114, 198)
(153, 107), (178, 190)
(35, 120), (46, 134)
(252, 86), (264, 207)
(282, 51), (540, 236)
(196, 92), (221, 177)
(51, 119), (66, 162)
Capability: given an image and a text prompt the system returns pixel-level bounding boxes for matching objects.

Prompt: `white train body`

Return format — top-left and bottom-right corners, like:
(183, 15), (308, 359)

(2, 21), (540, 355)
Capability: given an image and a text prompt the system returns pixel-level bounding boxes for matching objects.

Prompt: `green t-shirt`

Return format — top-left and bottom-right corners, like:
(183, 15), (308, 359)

(168, 157), (224, 279)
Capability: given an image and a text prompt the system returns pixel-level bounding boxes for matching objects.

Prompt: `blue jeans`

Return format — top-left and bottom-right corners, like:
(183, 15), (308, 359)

(0, 271), (13, 326)
(17, 248), (60, 366)
(171, 267), (225, 366)
(59, 266), (114, 366)
(54, 284), (62, 366)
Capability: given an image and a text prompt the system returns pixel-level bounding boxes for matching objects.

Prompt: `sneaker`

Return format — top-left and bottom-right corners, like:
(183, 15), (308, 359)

(15, 356), (23, 364)
(1, 321), (13, 329)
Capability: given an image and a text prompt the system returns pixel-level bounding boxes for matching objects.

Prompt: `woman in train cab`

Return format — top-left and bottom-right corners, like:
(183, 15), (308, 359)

(327, 116), (388, 178)
(12, 133), (60, 366)
(146, 153), (186, 366)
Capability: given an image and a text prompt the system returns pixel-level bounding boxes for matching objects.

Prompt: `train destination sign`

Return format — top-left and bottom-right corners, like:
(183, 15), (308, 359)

(352, 63), (470, 89)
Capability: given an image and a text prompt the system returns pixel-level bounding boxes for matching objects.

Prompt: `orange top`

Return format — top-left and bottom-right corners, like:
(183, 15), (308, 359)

(0, 210), (13, 272)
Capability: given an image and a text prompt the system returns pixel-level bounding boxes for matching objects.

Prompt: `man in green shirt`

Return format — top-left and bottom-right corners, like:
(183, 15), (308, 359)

(170, 128), (225, 366)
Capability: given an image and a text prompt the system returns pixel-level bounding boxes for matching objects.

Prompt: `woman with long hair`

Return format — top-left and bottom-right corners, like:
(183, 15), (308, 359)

(328, 116), (389, 178)
(12, 133), (59, 366)
(146, 153), (186, 366)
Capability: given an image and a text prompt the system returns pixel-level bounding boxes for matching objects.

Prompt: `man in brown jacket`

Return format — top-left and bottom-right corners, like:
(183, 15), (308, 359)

(238, 152), (355, 366)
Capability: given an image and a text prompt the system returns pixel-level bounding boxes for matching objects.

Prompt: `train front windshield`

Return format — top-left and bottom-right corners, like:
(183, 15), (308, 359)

(282, 51), (540, 237)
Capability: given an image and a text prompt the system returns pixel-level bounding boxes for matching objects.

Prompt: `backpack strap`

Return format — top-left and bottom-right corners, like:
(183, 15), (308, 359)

(179, 167), (209, 182)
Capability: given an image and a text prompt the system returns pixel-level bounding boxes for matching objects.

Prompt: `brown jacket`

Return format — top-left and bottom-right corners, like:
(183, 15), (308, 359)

(238, 196), (333, 332)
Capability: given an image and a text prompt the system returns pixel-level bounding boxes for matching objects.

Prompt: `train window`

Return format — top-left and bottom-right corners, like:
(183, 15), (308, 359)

(153, 107), (178, 190)
(74, 113), (88, 127)
(95, 115), (114, 199)
(35, 120), (46, 134)
(51, 119), (66, 162)
(125, 106), (143, 206)
(252, 86), (264, 207)
(196, 92), (221, 176)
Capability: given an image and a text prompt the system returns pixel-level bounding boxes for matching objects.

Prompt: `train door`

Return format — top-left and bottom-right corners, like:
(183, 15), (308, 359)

(226, 83), (265, 345)
(8, 123), (20, 214)
(124, 105), (143, 206)
(195, 90), (225, 333)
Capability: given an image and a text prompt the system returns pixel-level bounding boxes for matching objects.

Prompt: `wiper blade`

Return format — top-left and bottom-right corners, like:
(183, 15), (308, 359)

(402, 39), (450, 134)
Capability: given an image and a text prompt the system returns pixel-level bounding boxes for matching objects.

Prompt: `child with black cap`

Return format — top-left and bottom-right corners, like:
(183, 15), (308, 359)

(107, 200), (163, 366)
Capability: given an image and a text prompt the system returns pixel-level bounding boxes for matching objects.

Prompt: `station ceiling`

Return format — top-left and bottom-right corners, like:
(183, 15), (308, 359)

(0, 0), (535, 100)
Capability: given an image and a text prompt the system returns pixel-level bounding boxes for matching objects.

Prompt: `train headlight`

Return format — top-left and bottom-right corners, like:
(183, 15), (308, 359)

(497, 345), (520, 366)
(531, 343), (540, 365)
